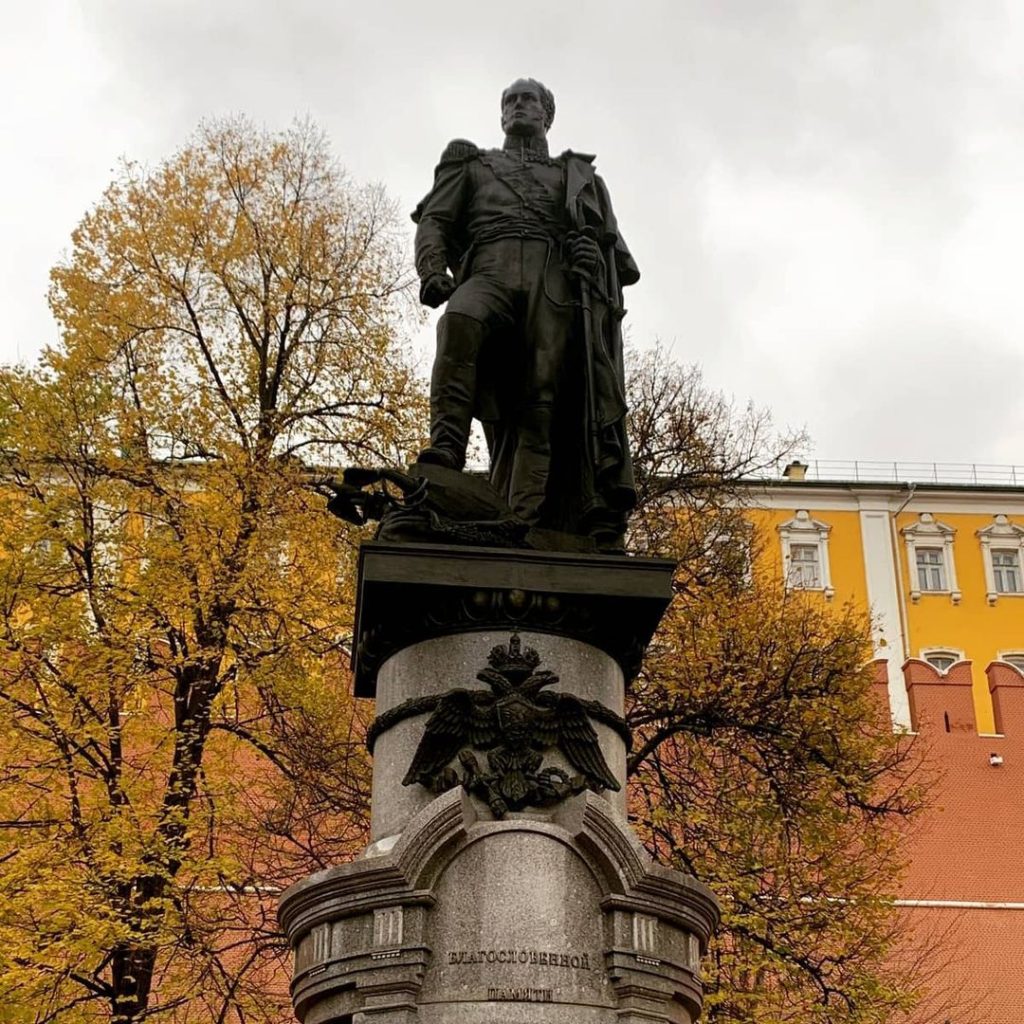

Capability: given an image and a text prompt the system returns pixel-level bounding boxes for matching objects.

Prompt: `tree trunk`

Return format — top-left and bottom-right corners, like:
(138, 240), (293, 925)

(110, 943), (157, 1024)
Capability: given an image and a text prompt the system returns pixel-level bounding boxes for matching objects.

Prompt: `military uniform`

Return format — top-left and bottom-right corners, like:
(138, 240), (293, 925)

(413, 134), (638, 543)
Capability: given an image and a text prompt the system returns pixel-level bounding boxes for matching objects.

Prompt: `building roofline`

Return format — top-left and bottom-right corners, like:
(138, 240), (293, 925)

(739, 477), (1024, 497)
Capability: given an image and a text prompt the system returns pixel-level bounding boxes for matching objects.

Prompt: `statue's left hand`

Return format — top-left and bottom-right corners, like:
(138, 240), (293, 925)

(566, 231), (604, 279)
(420, 272), (457, 308)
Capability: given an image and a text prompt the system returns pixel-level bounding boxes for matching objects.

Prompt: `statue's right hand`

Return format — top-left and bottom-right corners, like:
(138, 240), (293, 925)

(420, 273), (457, 308)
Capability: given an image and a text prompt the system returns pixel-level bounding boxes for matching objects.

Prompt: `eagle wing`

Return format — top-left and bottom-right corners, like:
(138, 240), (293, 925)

(402, 689), (496, 788)
(553, 692), (620, 793)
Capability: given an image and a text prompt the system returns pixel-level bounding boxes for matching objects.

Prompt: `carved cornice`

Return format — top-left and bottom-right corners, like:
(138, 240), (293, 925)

(580, 794), (719, 946)
(279, 789), (719, 949)
(279, 789), (470, 941)
(353, 543), (675, 697)
(279, 789), (720, 1024)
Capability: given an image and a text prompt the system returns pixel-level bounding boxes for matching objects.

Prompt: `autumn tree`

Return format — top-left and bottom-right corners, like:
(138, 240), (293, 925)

(0, 117), (422, 1023)
(624, 348), (941, 1024)
(0, 114), (945, 1024)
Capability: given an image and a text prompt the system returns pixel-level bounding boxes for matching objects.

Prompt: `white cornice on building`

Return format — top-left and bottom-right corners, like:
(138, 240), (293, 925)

(738, 479), (1024, 516)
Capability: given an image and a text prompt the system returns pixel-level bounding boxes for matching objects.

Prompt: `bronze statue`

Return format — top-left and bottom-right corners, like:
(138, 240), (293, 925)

(412, 78), (639, 550)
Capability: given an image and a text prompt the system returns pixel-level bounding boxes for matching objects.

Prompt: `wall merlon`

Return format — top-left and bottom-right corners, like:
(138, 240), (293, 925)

(903, 659), (976, 734)
(986, 662), (1024, 736)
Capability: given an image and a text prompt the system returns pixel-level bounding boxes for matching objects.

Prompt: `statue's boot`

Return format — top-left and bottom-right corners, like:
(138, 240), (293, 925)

(508, 400), (553, 525)
(418, 313), (483, 470)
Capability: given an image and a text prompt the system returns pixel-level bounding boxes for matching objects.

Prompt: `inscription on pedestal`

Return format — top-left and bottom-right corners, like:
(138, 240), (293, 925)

(447, 948), (591, 969)
(422, 829), (616, 1013)
(487, 986), (554, 1002)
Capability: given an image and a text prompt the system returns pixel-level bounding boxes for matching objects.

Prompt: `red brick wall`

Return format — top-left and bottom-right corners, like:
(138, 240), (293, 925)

(892, 659), (1024, 1023)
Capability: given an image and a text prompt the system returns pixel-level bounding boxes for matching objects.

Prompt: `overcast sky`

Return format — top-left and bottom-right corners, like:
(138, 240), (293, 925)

(3, 1), (1024, 468)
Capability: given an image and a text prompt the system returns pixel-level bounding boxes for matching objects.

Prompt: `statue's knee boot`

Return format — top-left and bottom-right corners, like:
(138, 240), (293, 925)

(509, 401), (554, 525)
(419, 313), (484, 470)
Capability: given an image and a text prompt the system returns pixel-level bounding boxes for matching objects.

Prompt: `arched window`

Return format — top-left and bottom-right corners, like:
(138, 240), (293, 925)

(998, 652), (1024, 676)
(921, 648), (962, 674)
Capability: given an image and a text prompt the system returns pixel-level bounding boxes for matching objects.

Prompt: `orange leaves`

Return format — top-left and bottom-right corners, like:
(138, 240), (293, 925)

(0, 116), (415, 1022)
(623, 357), (930, 1022)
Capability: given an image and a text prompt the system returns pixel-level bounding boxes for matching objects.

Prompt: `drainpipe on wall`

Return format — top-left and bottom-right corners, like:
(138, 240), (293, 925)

(888, 482), (916, 683)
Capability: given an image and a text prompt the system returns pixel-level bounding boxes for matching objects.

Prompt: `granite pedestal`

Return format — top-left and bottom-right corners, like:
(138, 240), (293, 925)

(279, 543), (719, 1024)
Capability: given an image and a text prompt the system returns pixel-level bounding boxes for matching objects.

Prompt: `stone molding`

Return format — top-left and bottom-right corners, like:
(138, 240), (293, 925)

(352, 543), (676, 696)
(976, 514), (1024, 604)
(777, 509), (835, 598)
(279, 789), (719, 1024)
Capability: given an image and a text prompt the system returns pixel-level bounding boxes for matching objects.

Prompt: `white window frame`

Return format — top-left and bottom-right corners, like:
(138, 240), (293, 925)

(914, 545), (947, 593)
(997, 652), (1024, 676)
(778, 510), (834, 599)
(920, 647), (964, 675)
(902, 513), (960, 604)
(789, 542), (823, 589)
(991, 549), (1022, 594)
(977, 515), (1024, 605)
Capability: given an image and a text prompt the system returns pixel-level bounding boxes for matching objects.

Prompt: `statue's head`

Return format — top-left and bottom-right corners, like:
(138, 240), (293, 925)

(501, 78), (555, 139)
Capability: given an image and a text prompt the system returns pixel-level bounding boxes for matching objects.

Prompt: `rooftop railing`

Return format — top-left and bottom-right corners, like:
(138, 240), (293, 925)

(777, 460), (1024, 487)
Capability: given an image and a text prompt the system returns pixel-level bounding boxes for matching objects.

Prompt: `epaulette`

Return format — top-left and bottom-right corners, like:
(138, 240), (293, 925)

(558, 149), (596, 164)
(439, 138), (479, 165)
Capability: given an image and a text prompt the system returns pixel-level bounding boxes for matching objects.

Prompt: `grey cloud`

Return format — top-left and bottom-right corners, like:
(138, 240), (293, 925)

(2, 0), (1022, 466)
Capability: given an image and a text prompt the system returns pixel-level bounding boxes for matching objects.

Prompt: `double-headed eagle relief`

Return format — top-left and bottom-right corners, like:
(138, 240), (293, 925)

(399, 635), (621, 817)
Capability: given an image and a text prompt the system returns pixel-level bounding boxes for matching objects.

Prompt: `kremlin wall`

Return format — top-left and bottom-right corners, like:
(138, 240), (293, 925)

(747, 462), (1024, 1022)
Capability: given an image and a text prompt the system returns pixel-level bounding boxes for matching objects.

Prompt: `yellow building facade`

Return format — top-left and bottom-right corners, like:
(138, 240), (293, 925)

(744, 463), (1024, 734)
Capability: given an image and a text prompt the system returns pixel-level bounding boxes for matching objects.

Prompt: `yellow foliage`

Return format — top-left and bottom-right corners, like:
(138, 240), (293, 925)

(0, 116), (422, 1024)
(0, 135), (943, 1024)
(624, 351), (938, 1023)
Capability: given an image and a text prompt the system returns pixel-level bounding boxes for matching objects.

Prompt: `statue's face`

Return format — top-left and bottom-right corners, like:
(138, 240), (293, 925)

(501, 80), (547, 139)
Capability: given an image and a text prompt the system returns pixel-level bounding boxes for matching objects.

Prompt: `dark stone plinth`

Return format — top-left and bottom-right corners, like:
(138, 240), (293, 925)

(353, 542), (675, 698)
